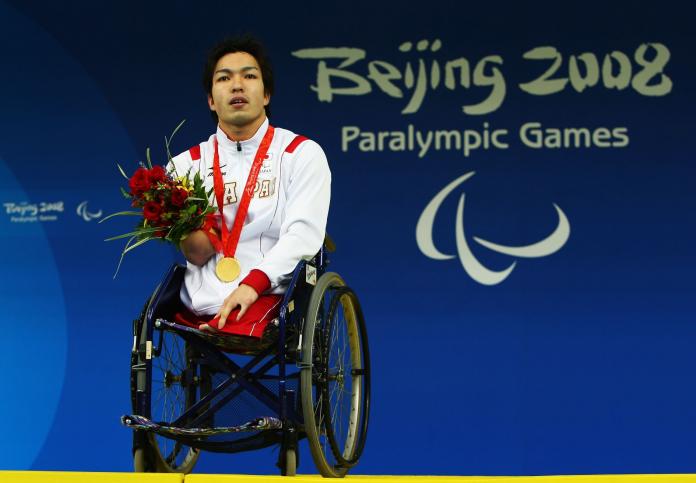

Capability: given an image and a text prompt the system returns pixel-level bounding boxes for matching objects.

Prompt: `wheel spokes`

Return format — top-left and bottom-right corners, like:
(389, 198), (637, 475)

(150, 330), (197, 471)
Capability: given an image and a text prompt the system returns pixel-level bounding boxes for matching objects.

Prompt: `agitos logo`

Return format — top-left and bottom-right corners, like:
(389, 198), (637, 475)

(416, 172), (570, 285)
(76, 201), (102, 222)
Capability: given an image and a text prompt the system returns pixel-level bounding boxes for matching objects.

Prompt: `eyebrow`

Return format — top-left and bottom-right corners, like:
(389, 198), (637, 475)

(214, 66), (259, 75)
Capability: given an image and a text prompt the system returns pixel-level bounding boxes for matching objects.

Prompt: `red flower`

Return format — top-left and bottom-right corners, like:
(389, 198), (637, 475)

(143, 201), (162, 222)
(149, 165), (167, 184)
(129, 167), (151, 197)
(170, 188), (188, 207)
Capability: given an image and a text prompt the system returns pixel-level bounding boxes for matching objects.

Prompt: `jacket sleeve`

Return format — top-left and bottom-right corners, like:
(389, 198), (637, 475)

(251, 140), (331, 290)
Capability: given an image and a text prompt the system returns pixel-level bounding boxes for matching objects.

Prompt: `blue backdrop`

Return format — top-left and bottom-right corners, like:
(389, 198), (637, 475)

(1, 0), (694, 475)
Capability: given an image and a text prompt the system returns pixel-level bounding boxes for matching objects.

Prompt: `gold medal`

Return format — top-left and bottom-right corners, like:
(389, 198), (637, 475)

(216, 257), (241, 282)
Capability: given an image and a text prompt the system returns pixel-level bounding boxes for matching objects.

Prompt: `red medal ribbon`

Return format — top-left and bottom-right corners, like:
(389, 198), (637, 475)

(209, 125), (275, 258)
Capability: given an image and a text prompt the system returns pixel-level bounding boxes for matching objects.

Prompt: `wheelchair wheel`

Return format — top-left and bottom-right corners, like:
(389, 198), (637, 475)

(154, 330), (210, 473)
(300, 272), (370, 478)
(132, 309), (209, 473)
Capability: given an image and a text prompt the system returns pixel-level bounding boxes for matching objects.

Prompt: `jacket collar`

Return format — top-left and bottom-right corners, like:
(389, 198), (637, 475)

(216, 118), (269, 155)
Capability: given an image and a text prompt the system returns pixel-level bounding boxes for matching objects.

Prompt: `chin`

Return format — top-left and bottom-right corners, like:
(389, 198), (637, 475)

(219, 119), (244, 129)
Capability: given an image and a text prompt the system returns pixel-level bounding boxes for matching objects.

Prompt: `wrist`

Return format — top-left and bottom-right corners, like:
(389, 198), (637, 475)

(240, 269), (271, 295)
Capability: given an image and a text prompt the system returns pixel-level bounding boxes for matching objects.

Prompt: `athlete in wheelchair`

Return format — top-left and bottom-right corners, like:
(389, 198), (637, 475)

(125, 239), (369, 477)
(123, 36), (370, 478)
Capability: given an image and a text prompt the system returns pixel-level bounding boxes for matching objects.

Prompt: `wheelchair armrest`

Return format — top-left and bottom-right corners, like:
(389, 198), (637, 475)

(280, 259), (308, 321)
(146, 262), (186, 323)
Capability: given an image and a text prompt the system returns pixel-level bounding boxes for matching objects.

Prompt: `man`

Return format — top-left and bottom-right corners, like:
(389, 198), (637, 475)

(170, 36), (331, 336)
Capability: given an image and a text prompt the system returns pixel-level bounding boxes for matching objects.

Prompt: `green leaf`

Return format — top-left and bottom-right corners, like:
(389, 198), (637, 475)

(119, 186), (131, 199)
(145, 147), (153, 169)
(104, 226), (163, 241)
(112, 233), (157, 278)
(165, 119), (186, 174)
(98, 211), (142, 223)
(112, 235), (136, 279)
(168, 119), (186, 144)
(117, 163), (130, 180)
(123, 236), (154, 254)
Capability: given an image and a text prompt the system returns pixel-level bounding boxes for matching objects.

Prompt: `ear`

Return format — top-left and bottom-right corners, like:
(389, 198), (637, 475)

(207, 94), (215, 111)
(264, 92), (270, 107)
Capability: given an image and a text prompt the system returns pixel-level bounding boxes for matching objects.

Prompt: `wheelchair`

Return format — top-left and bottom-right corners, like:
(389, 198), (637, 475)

(124, 242), (370, 477)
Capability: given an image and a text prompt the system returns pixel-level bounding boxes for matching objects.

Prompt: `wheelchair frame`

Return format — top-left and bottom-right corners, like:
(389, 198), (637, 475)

(127, 246), (370, 477)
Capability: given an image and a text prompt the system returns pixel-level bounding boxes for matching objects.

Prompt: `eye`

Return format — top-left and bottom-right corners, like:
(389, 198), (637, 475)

(216, 75), (230, 82)
(245, 73), (258, 79)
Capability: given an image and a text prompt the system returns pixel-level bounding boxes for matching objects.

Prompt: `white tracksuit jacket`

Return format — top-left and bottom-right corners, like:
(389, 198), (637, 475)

(168, 119), (331, 316)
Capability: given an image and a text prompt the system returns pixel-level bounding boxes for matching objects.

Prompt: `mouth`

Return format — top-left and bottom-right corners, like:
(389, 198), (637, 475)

(229, 97), (248, 107)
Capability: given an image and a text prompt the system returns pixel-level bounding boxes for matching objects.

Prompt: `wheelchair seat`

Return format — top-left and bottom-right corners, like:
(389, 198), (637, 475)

(140, 263), (282, 354)
(126, 245), (371, 477)
(172, 302), (283, 355)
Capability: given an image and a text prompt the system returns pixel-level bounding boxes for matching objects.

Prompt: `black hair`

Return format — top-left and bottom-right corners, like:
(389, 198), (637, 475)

(202, 35), (274, 122)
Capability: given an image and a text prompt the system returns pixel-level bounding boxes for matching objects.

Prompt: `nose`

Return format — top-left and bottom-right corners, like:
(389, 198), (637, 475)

(230, 73), (243, 92)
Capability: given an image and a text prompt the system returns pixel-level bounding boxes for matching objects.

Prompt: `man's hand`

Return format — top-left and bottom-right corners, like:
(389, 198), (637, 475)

(202, 284), (259, 331)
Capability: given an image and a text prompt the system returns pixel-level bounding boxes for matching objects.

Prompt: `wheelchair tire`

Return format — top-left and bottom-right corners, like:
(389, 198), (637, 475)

(132, 299), (210, 474)
(300, 272), (370, 478)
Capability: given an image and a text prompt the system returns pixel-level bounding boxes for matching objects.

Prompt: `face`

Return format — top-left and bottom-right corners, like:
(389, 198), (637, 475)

(208, 52), (270, 132)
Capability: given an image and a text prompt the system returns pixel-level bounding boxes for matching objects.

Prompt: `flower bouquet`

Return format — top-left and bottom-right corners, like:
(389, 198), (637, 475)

(102, 122), (214, 276)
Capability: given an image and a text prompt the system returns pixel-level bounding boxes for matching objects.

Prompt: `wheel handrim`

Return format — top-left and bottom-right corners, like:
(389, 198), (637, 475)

(322, 288), (365, 467)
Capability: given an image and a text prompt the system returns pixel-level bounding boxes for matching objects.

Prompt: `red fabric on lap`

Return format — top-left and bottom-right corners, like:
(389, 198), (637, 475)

(174, 294), (282, 338)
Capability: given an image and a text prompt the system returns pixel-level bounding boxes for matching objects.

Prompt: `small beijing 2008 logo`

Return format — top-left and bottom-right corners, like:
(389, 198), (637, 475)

(416, 172), (570, 285)
(3, 201), (64, 223)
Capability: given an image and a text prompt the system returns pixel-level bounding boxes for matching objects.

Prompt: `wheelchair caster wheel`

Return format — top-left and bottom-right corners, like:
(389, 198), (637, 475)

(283, 448), (297, 476)
(133, 448), (147, 472)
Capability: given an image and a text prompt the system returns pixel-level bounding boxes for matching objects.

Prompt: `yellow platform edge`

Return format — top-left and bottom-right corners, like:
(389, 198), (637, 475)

(2, 473), (696, 483)
(0, 472), (183, 482)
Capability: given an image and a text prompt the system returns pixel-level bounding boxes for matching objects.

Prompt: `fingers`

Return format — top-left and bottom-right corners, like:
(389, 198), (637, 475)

(211, 285), (259, 328)
(216, 303), (232, 329)
(217, 298), (239, 330)
(217, 310), (230, 330)
(236, 303), (249, 321)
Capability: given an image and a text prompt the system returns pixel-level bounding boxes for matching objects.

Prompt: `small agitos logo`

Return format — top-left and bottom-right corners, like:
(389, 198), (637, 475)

(416, 172), (570, 285)
(76, 201), (102, 222)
